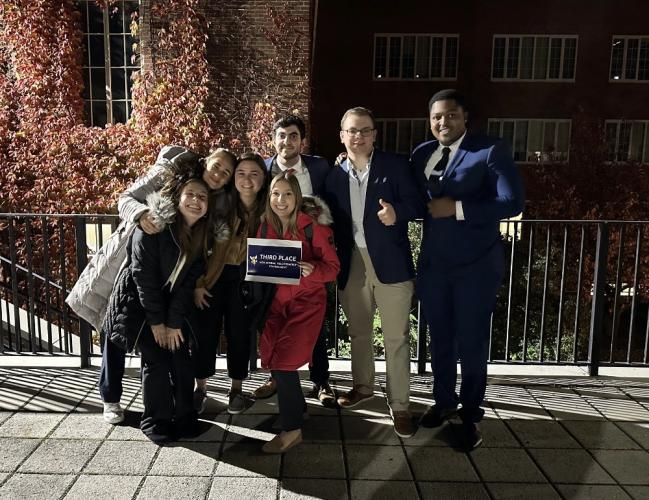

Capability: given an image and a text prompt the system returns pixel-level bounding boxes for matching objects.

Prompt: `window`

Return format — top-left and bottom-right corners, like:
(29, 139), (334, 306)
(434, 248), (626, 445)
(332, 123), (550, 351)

(610, 36), (649, 81)
(491, 35), (577, 81)
(605, 121), (649, 162)
(373, 34), (458, 80)
(488, 119), (571, 163)
(80, 0), (140, 127)
(375, 118), (432, 154)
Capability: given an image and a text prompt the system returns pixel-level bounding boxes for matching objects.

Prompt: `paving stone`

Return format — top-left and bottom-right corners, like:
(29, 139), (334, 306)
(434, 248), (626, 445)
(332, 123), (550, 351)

(0, 473), (75, 500)
(403, 421), (456, 447)
(471, 448), (546, 483)
(0, 385), (32, 410)
(179, 415), (228, 443)
(418, 481), (490, 500)
(555, 484), (632, 500)
(214, 442), (280, 478)
(84, 440), (158, 475)
(226, 414), (276, 443)
(23, 379), (88, 412)
(626, 486), (649, 499)
(491, 401), (554, 420)
(341, 416), (400, 445)
(617, 422), (649, 449)
(349, 480), (418, 500)
(0, 438), (41, 472)
(280, 478), (348, 499)
(208, 477), (278, 499)
(283, 443), (345, 479)
(562, 421), (641, 449)
(18, 438), (99, 474)
(346, 445), (412, 480)
(486, 482), (560, 499)
(106, 423), (149, 441)
(533, 393), (603, 420)
(506, 420), (581, 448)
(584, 396), (649, 421)
(0, 412), (64, 438)
(148, 442), (218, 476)
(529, 448), (615, 484)
(302, 416), (341, 443)
(51, 414), (113, 440)
(406, 446), (479, 482)
(592, 450), (649, 485)
(64, 474), (142, 500)
(136, 476), (210, 499)
(478, 419), (521, 448)
(0, 413), (13, 426)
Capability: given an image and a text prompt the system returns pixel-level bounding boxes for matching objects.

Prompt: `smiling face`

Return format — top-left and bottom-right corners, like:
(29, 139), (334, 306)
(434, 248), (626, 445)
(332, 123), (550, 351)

(234, 160), (265, 198)
(178, 180), (208, 227)
(202, 151), (235, 190)
(340, 113), (376, 158)
(429, 99), (468, 146)
(269, 179), (297, 222)
(273, 125), (304, 164)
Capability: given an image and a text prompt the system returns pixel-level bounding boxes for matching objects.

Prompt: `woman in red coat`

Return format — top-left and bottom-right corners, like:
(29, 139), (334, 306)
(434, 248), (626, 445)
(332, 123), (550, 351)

(258, 172), (340, 453)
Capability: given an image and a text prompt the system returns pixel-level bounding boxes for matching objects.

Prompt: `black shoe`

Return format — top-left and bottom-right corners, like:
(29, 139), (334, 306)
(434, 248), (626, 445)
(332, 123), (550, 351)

(193, 388), (207, 414)
(419, 405), (457, 428)
(459, 421), (483, 451)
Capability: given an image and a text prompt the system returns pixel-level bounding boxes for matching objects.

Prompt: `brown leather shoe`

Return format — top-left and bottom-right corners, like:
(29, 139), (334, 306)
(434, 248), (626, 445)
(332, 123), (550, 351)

(253, 377), (277, 399)
(262, 430), (303, 453)
(392, 410), (416, 438)
(316, 384), (338, 409)
(337, 386), (374, 409)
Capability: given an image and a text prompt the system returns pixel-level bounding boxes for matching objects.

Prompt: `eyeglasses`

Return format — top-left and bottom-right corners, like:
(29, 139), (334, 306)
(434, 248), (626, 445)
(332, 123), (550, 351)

(342, 127), (375, 137)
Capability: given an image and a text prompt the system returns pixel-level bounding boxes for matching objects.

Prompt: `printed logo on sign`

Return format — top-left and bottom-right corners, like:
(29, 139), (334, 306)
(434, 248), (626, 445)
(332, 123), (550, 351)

(249, 255), (258, 266)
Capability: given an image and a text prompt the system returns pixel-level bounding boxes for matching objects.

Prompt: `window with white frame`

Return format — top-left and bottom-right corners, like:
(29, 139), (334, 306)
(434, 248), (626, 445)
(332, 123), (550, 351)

(375, 118), (432, 154)
(488, 119), (571, 163)
(610, 37), (649, 81)
(605, 121), (649, 162)
(373, 34), (458, 80)
(492, 35), (577, 81)
(80, 0), (139, 127)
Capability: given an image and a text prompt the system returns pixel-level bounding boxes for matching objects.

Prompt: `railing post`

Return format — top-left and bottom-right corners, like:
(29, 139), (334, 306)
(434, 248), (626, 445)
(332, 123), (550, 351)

(417, 300), (428, 374)
(588, 222), (609, 376)
(74, 217), (92, 368)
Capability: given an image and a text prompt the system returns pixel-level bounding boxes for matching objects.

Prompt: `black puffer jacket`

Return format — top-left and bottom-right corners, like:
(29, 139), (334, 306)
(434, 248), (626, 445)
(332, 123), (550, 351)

(102, 194), (206, 352)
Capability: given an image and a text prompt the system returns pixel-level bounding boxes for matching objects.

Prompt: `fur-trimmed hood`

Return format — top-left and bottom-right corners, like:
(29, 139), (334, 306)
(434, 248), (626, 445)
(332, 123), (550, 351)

(301, 195), (333, 226)
(145, 191), (176, 229)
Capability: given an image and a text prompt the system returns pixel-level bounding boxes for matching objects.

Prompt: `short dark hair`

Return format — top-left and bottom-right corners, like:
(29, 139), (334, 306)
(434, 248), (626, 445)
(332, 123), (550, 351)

(340, 107), (376, 129)
(428, 89), (469, 113)
(272, 115), (306, 140)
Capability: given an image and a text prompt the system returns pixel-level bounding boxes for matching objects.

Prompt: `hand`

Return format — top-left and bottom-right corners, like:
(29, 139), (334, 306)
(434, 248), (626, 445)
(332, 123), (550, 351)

(298, 261), (314, 278)
(139, 211), (162, 235)
(377, 198), (396, 226)
(427, 197), (456, 218)
(151, 323), (167, 348)
(166, 327), (184, 352)
(194, 287), (212, 309)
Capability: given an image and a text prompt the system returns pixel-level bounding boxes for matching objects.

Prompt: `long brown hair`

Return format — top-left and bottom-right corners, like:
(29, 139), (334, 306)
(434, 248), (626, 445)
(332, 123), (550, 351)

(231, 152), (269, 237)
(264, 172), (303, 238)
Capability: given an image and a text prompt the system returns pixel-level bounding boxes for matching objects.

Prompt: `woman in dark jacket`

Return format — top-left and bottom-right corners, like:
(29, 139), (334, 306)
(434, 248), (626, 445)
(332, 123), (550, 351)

(103, 173), (212, 443)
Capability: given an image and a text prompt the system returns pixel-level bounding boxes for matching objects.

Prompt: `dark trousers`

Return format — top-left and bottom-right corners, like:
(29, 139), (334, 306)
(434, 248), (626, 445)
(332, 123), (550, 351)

(272, 370), (305, 432)
(417, 244), (504, 423)
(99, 331), (126, 403)
(309, 325), (330, 386)
(191, 265), (252, 381)
(138, 325), (196, 436)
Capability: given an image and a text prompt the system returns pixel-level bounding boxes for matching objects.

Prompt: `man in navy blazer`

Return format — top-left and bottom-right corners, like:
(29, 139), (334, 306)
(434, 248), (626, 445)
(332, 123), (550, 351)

(324, 107), (422, 438)
(252, 114), (335, 407)
(411, 89), (525, 450)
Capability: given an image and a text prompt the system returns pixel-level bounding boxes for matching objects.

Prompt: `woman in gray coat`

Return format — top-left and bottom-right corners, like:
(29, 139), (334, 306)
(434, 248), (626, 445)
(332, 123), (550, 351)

(66, 145), (236, 423)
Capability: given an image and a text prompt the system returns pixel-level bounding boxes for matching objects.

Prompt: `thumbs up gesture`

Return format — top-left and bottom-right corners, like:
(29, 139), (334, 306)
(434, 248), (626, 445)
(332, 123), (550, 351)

(377, 198), (396, 226)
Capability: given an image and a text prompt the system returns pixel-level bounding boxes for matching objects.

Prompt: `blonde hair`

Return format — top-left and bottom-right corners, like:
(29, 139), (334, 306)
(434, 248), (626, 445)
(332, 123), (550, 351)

(264, 172), (303, 238)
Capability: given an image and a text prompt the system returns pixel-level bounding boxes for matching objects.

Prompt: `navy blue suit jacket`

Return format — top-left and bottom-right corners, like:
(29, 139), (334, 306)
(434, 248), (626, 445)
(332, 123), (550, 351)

(324, 149), (423, 290)
(265, 154), (330, 196)
(410, 134), (525, 272)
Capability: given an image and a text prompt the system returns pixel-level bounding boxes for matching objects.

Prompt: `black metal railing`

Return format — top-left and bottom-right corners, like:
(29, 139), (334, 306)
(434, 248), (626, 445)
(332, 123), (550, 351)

(1, 213), (648, 375)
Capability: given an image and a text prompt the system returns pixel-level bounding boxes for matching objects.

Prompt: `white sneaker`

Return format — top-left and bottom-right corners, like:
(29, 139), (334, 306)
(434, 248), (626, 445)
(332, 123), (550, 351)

(103, 402), (124, 424)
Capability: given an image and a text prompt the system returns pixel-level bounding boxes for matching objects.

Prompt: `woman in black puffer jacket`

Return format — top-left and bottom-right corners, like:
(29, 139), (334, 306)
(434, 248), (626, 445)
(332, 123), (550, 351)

(103, 173), (212, 444)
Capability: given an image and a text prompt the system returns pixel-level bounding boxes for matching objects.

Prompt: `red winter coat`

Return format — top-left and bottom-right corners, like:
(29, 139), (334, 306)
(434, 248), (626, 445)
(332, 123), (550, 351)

(259, 210), (340, 371)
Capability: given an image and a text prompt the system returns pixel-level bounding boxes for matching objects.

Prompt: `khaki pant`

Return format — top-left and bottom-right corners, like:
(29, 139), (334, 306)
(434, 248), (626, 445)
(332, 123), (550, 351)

(339, 247), (413, 411)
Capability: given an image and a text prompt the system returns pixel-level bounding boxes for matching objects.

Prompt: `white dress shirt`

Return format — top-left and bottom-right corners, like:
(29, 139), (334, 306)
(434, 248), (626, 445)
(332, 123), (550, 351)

(424, 132), (467, 221)
(341, 150), (374, 248)
(276, 156), (314, 196)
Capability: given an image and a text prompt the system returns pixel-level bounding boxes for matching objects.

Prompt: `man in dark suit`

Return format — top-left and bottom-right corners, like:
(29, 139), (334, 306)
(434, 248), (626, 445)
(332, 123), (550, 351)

(411, 89), (525, 450)
(252, 114), (335, 407)
(325, 107), (422, 438)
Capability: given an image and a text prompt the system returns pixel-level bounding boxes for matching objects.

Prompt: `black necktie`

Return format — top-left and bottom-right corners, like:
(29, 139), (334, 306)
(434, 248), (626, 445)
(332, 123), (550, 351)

(432, 146), (451, 175)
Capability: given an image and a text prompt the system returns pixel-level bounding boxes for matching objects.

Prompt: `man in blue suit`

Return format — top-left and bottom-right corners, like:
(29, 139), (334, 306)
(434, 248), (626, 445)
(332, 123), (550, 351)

(252, 114), (335, 407)
(325, 107), (422, 438)
(411, 89), (525, 450)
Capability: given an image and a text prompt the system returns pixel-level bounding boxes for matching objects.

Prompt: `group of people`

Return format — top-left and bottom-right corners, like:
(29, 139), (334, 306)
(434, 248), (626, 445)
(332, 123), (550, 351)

(67, 88), (525, 453)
